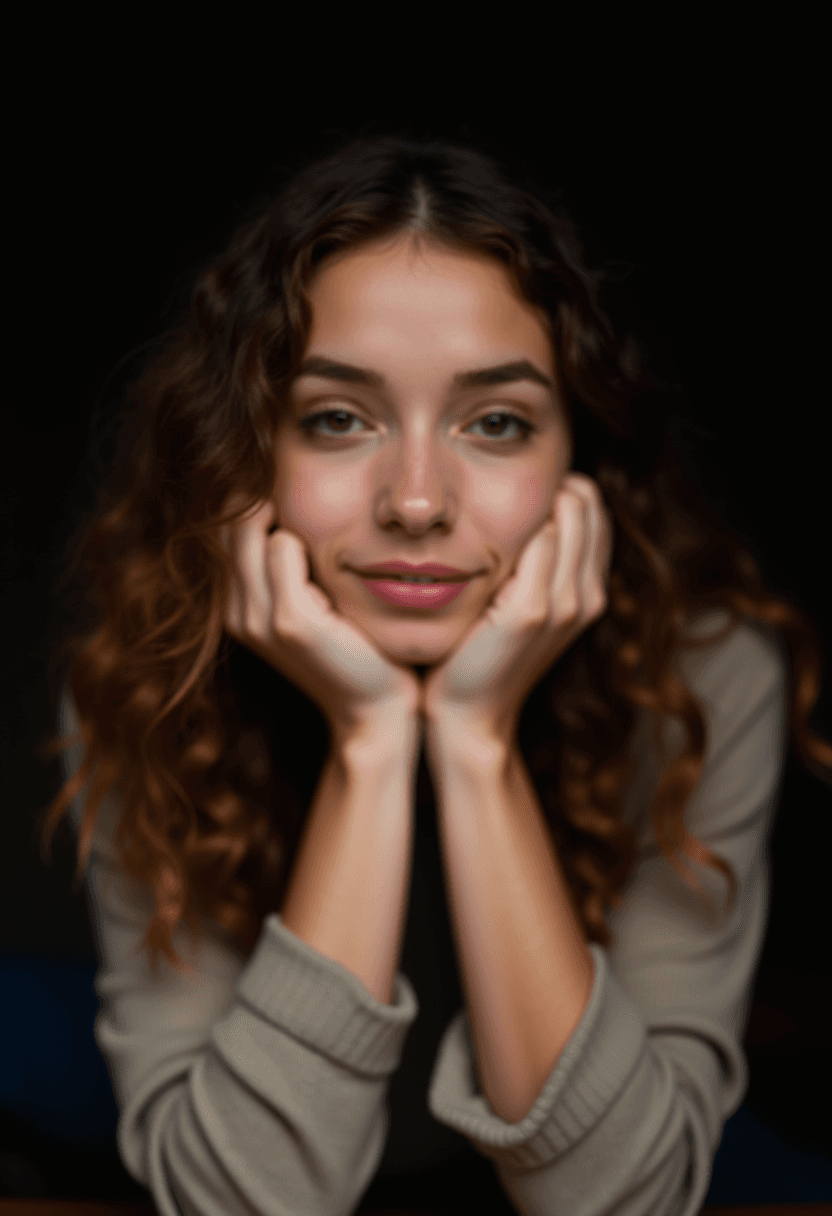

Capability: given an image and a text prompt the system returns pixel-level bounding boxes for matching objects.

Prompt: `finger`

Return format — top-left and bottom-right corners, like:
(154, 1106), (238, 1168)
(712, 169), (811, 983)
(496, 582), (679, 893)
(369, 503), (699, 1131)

(494, 508), (561, 619)
(561, 477), (612, 612)
(266, 529), (304, 627)
(232, 502), (274, 637)
(265, 527), (333, 627)
(577, 478), (613, 581)
(549, 490), (587, 620)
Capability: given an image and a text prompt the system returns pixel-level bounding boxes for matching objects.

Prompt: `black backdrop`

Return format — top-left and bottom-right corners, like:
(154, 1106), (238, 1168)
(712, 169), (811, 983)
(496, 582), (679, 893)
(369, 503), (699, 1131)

(2, 43), (830, 1205)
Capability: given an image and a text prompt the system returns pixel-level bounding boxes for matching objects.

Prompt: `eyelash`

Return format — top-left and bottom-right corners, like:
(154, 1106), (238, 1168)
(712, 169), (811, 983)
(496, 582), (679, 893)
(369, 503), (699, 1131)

(298, 408), (537, 446)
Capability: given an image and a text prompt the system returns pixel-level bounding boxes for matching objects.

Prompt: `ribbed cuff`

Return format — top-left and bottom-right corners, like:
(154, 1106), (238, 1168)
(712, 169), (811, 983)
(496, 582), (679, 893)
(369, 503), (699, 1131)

(426, 943), (649, 1171)
(236, 913), (419, 1077)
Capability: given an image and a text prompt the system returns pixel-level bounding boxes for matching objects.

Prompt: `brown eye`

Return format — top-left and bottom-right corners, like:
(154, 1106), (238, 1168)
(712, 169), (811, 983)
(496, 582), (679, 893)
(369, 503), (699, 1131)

(298, 408), (536, 445)
(299, 409), (367, 438)
(468, 412), (536, 442)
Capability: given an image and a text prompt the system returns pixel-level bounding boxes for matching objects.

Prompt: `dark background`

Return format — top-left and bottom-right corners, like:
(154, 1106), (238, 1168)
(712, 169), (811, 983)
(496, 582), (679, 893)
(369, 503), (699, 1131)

(1, 35), (830, 1206)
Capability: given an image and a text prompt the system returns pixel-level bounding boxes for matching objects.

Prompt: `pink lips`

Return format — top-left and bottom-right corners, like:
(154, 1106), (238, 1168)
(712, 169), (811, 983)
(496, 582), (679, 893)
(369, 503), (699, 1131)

(354, 561), (470, 578)
(357, 575), (471, 609)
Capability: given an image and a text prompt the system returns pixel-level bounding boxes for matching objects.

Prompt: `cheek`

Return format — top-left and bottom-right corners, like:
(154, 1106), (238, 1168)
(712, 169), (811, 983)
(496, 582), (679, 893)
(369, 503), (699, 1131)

(277, 462), (365, 535)
(468, 469), (553, 543)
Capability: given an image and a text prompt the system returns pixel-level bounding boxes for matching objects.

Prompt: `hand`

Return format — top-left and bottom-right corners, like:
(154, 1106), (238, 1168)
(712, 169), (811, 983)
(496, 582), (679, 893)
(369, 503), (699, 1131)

(419, 474), (614, 748)
(221, 501), (423, 741)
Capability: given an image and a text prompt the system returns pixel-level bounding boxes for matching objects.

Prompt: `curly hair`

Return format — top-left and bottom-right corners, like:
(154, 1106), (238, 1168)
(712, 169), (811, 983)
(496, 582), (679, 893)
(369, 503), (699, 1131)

(37, 123), (832, 977)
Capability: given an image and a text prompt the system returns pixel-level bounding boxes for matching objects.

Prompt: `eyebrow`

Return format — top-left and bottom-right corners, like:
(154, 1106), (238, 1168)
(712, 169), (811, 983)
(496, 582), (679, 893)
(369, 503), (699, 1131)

(294, 355), (555, 395)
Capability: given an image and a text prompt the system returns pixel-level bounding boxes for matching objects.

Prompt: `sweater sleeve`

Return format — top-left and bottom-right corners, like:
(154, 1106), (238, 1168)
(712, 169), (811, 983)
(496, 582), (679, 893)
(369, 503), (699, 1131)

(424, 612), (788, 1216)
(58, 686), (420, 1216)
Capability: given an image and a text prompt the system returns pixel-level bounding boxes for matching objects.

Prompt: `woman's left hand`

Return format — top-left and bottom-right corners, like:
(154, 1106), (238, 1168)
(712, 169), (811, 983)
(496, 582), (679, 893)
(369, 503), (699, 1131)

(419, 473), (614, 747)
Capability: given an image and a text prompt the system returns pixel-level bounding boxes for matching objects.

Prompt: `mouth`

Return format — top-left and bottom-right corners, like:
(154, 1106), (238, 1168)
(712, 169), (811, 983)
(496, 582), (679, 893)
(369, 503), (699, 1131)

(356, 573), (468, 584)
(352, 570), (474, 609)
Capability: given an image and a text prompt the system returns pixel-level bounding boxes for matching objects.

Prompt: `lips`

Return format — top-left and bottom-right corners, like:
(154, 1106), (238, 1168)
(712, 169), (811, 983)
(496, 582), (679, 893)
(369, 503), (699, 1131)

(352, 561), (473, 581)
(357, 575), (471, 609)
(362, 573), (464, 583)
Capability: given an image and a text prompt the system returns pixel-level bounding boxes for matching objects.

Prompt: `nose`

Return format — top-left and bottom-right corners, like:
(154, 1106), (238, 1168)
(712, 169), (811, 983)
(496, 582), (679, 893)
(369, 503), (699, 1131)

(376, 431), (453, 535)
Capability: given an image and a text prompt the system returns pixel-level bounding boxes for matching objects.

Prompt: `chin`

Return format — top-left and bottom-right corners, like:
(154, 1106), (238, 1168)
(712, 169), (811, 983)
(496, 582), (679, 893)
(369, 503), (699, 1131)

(347, 605), (466, 669)
(378, 637), (453, 668)
(385, 644), (443, 667)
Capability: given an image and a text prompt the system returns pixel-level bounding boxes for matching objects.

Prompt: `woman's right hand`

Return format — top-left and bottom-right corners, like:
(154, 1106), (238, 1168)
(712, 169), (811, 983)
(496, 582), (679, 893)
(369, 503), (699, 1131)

(221, 501), (423, 743)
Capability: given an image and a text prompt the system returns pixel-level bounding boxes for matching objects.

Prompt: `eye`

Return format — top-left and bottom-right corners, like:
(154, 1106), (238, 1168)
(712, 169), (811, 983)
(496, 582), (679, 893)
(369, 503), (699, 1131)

(299, 409), (537, 444)
(467, 412), (537, 443)
(299, 409), (367, 438)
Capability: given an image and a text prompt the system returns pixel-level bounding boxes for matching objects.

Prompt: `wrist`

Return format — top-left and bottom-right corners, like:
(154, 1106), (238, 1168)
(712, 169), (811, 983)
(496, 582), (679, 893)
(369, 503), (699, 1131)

(425, 709), (512, 773)
(334, 701), (423, 770)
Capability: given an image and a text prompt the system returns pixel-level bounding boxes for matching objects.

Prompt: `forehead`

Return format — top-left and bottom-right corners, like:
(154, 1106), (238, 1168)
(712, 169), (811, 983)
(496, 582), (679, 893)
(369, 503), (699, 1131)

(306, 236), (553, 354)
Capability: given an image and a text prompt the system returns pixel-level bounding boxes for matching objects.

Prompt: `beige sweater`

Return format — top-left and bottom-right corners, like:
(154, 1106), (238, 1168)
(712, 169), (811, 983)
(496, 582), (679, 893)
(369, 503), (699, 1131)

(60, 609), (787, 1215)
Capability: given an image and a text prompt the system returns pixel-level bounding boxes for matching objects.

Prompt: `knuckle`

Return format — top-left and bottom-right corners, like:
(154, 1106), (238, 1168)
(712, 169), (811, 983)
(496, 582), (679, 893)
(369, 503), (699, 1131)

(523, 606), (550, 630)
(591, 592), (608, 618)
(242, 606), (268, 639)
(562, 591), (581, 616)
(271, 611), (297, 639)
(273, 606), (308, 644)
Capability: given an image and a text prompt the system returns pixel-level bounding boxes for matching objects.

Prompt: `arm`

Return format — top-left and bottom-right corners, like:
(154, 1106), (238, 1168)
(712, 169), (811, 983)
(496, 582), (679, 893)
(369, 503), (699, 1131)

(280, 709), (422, 1005)
(426, 722), (594, 1124)
(61, 683), (422, 1216)
(423, 614), (788, 1216)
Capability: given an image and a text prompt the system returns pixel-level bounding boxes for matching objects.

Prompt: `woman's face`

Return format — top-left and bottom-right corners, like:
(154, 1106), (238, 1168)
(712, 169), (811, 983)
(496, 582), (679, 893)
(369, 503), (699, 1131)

(273, 233), (573, 669)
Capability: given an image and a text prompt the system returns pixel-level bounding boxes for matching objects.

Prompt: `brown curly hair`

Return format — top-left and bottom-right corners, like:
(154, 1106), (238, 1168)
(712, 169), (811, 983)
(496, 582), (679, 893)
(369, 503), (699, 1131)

(37, 124), (832, 978)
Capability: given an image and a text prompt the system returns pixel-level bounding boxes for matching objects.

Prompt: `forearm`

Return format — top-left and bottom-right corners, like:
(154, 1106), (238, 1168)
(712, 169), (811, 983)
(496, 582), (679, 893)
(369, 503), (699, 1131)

(280, 711), (421, 1006)
(428, 725), (594, 1124)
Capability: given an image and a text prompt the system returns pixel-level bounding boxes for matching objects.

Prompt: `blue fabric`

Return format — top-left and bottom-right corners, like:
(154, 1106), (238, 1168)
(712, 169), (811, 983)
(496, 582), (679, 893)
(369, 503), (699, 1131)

(0, 955), (117, 1145)
(705, 1102), (832, 1203)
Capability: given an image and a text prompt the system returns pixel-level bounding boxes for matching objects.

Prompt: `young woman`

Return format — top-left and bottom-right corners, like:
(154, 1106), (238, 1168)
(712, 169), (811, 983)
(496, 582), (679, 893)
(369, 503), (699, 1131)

(40, 130), (832, 1216)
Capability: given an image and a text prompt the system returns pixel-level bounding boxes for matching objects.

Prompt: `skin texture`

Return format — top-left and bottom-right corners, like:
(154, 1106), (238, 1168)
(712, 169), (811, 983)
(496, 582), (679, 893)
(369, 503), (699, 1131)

(273, 232), (574, 673)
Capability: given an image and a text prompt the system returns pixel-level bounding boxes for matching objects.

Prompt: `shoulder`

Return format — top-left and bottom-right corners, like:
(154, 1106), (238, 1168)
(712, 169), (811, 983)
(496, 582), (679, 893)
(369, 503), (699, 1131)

(621, 607), (788, 834)
(680, 604), (786, 675)
(674, 606), (787, 728)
